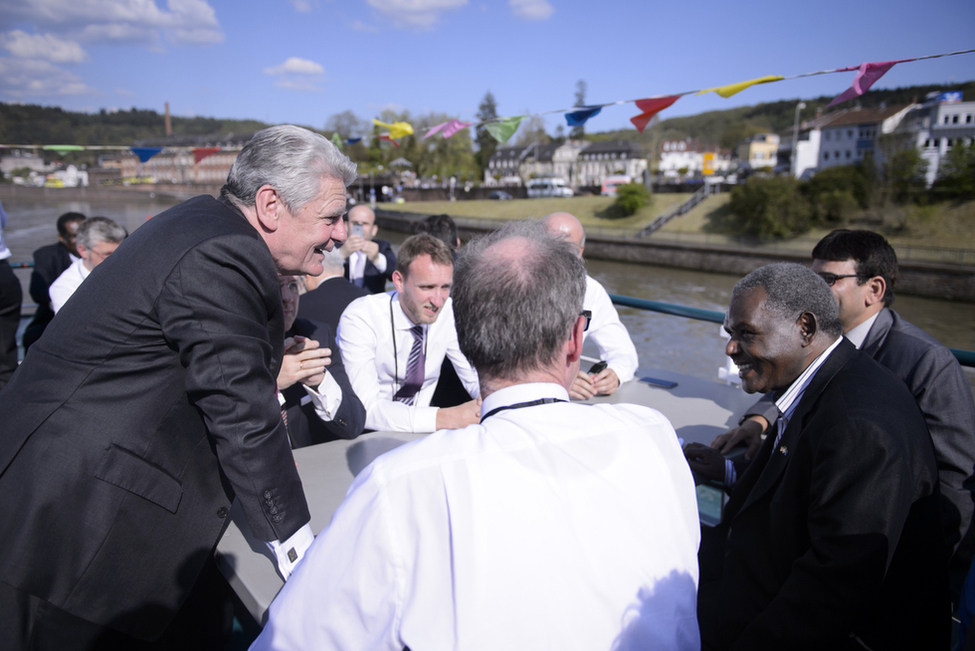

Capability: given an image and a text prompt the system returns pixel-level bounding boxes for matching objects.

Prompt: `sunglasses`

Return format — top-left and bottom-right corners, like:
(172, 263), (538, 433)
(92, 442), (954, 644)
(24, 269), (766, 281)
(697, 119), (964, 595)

(581, 310), (592, 331)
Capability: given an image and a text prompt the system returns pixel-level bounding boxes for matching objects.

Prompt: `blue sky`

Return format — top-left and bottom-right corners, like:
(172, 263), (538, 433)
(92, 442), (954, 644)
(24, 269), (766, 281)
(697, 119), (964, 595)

(0, 0), (973, 139)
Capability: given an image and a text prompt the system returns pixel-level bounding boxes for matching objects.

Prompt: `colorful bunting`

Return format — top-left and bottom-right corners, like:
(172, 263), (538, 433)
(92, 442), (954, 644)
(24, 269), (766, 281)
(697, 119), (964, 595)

(565, 106), (602, 127)
(331, 132), (344, 150)
(372, 120), (414, 139)
(42, 145), (85, 152)
(424, 119), (473, 139)
(629, 96), (681, 133)
(826, 60), (902, 108)
(192, 147), (220, 164)
(378, 134), (400, 148)
(696, 75), (784, 98)
(346, 137), (362, 145)
(484, 116), (525, 143)
(130, 147), (164, 162)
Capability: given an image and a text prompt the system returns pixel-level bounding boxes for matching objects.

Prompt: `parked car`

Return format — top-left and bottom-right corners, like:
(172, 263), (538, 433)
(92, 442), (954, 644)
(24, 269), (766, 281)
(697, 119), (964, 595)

(527, 177), (573, 198)
(600, 175), (632, 196)
(489, 190), (513, 200)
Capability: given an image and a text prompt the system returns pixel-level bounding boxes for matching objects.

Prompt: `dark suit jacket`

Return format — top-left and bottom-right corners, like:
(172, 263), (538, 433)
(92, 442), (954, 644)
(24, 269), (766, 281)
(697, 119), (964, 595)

(343, 238), (395, 294)
(282, 318), (365, 448)
(0, 195), (309, 640)
(296, 276), (368, 332)
(700, 340), (948, 650)
(22, 242), (73, 348)
(745, 308), (975, 564)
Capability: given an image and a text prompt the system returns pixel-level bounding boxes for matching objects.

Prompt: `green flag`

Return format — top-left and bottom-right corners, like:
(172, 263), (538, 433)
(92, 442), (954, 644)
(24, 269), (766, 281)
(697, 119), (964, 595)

(484, 116), (525, 143)
(331, 132), (344, 150)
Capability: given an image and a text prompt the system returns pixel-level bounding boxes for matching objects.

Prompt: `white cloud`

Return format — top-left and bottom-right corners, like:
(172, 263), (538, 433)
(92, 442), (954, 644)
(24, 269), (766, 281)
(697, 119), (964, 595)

(0, 30), (87, 63)
(264, 57), (326, 93)
(290, 0), (313, 12)
(115, 88), (135, 96)
(508, 0), (553, 20)
(351, 20), (380, 33)
(367, 0), (467, 30)
(0, 57), (96, 99)
(368, 101), (405, 112)
(0, 0), (225, 46)
(263, 57), (325, 76)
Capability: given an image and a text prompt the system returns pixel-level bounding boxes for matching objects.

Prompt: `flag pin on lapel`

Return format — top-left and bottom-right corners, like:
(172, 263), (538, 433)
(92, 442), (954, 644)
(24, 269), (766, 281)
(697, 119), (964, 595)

(779, 445), (788, 456)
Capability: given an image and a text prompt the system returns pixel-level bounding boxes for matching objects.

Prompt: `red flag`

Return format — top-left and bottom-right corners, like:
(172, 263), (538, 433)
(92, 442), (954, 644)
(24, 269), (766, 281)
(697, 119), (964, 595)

(378, 134), (400, 148)
(193, 147), (221, 164)
(629, 96), (681, 132)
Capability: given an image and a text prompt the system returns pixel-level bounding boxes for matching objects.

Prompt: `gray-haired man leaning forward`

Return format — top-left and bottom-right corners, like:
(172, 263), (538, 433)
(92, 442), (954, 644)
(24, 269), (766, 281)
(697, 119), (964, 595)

(253, 220), (701, 650)
(0, 125), (352, 649)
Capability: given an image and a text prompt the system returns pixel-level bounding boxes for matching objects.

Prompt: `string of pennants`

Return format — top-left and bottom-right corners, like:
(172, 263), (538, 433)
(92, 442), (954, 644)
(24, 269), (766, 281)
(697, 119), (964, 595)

(364, 48), (975, 145)
(4, 49), (972, 162)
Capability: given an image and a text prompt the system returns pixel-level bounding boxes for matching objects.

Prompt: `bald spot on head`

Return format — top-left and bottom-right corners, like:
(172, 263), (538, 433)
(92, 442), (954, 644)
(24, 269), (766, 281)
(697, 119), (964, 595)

(479, 236), (537, 282)
(542, 212), (585, 257)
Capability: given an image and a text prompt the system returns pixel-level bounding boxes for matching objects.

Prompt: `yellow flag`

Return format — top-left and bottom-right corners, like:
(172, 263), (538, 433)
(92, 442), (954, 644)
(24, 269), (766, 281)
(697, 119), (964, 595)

(372, 119), (414, 139)
(696, 75), (784, 99)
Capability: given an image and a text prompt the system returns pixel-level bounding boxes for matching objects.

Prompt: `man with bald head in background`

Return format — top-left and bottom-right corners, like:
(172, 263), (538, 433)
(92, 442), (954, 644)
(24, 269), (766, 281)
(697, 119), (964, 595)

(340, 204), (396, 294)
(542, 212), (638, 399)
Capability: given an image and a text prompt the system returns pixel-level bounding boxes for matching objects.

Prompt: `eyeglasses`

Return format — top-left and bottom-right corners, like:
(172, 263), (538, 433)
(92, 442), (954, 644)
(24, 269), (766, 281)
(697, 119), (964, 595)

(816, 272), (863, 286)
(581, 310), (592, 331)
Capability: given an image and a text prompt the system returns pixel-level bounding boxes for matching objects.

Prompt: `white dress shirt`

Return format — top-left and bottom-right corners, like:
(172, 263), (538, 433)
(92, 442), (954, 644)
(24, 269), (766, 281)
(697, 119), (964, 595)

(253, 382), (701, 651)
(584, 275), (639, 382)
(349, 249), (387, 284)
(337, 291), (478, 432)
(49, 257), (90, 313)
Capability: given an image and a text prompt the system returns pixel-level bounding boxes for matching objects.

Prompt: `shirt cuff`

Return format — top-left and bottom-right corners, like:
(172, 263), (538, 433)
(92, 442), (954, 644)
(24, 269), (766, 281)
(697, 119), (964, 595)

(266, 523), (314, 580)
(724, 459), (737, 488)
(304, 372), (343, 419)
(372, 254), (387, 273)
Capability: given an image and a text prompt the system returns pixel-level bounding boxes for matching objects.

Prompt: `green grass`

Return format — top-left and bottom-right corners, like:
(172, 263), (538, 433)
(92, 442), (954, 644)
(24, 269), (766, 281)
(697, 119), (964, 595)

(393, 194), (693, 235)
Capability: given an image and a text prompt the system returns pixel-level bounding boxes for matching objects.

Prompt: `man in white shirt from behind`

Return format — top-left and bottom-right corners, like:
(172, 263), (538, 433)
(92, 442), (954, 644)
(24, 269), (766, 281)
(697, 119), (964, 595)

(543, 211), (639, 399)
(254, 220), (701, 651)
(49, 216), (126, 313)
(337, 233), (481, 433)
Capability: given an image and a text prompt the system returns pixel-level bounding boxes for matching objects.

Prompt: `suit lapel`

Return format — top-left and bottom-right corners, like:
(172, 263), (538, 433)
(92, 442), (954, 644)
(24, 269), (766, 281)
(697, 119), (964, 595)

(731, 340), (858, 519)
(859, 307), (892, 359)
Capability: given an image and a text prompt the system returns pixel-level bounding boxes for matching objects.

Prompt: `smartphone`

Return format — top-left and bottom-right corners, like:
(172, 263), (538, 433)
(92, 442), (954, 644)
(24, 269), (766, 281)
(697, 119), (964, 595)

(352, 223), (364, 238)
(588, 360), (608, 374)
(639, 375), (678, 389)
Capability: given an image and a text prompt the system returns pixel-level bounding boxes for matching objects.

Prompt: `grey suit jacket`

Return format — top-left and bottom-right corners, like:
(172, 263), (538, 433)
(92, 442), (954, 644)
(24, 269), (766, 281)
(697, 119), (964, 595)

(0, 195), (309, 640)
(744, 307), (975, 559)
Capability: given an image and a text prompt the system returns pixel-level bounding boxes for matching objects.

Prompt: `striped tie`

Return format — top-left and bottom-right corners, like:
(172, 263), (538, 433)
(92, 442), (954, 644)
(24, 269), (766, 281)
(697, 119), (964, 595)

(394, 325), (425, 405)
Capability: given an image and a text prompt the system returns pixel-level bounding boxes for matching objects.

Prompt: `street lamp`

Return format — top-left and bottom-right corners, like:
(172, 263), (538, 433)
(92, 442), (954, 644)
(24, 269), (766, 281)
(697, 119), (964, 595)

(791, 102), (807, 178)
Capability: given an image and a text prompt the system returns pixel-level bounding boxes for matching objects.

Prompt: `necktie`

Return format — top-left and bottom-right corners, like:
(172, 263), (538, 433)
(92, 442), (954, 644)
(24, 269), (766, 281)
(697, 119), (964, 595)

(352, 253), (366, 287)
(394, 325), (425, 405)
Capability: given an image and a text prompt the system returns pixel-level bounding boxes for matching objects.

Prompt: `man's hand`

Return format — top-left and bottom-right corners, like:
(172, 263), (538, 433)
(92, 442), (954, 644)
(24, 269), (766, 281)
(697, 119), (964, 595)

(591, 368), (620, 395)
(277, 336), (331, 391)
(360, 240), (382, 265)
(710, 416), (768, 460)
(683, 442), (727, 484)
(339, 235), (365, 259)
(569, 370), (595, 400)
(435, 397), (482, 430)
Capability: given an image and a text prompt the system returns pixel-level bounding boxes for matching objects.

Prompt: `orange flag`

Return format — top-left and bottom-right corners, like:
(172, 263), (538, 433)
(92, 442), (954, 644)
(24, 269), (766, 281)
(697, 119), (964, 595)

(630, 96), (681, 132)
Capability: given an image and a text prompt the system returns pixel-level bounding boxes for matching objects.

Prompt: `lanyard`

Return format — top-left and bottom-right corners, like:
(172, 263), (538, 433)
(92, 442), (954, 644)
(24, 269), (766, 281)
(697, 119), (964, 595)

(480, 398), (567, 423)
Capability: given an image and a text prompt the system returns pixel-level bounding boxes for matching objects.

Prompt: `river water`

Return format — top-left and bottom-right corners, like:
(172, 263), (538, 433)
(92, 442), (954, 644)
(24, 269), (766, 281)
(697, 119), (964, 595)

(3, 189), (973, 386)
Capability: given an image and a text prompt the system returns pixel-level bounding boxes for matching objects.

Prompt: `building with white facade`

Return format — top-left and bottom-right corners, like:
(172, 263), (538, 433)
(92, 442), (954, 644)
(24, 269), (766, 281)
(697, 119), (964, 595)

(895, 91), (975, 186)
(658, 139), (732, 179)
(575, 140), (647, 187)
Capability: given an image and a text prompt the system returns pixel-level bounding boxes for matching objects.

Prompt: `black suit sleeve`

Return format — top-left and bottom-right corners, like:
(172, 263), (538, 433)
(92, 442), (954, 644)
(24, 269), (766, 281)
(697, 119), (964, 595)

(377, 240), (396, 281)
(156, 235), (309, 543)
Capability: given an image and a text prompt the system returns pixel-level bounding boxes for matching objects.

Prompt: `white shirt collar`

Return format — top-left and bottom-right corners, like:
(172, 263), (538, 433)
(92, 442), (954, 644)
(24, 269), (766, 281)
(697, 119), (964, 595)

(774, 336), (843, 418)
(480, 383), (569, 420)
(844, 310), (881, 349)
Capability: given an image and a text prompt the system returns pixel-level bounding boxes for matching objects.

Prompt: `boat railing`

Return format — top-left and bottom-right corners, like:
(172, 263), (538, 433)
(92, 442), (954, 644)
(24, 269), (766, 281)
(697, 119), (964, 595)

(609, 293), (975, 369)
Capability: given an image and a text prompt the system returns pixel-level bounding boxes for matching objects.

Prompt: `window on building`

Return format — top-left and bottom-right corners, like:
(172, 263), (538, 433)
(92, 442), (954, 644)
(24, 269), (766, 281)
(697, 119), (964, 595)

(944, 115), (951, 124)
(824, 152), (829, 160)
(825, 132), (831, 141)
(953, 115), (959, 124)
(847, 130), (853, 138)
(966, 115), (973, 124)
(846, 151), (852, 159)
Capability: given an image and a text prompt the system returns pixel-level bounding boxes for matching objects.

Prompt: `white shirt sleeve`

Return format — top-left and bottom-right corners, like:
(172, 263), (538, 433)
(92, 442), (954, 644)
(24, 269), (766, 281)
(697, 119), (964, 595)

(584, 276), (639, 382)
(302, 372), (343, 420)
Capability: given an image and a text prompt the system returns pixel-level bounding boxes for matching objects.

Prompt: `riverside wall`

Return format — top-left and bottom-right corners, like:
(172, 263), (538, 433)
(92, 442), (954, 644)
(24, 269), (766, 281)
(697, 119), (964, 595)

(375, 208), (975, 303)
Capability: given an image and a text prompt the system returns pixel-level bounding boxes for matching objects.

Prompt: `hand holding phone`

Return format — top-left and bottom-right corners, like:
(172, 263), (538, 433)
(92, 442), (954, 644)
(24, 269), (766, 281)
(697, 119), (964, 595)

(588, 360), (608, 375)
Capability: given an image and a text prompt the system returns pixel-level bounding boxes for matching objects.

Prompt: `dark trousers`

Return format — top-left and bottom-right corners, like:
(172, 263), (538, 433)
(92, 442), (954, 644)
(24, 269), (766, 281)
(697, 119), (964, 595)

(0, 259), (22, 389)
(0, 558), (234, 651)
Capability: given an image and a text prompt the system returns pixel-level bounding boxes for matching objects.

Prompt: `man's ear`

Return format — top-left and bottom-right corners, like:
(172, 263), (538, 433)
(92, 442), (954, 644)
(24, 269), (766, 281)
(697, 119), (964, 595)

(863, 276), (886, 307)
(391, 269), (405, 293)
(254, 185), (283, 233)
(797, 312), (818, 346)
(567, 315), (586, 363)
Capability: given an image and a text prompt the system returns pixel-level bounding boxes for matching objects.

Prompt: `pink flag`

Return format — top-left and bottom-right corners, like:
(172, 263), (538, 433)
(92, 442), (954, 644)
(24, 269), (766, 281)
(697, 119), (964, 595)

(827, 61), (901, 108)
(424, 122), (448, 139)
(629, 96), (681, 133)
(424, 119), (473, 139)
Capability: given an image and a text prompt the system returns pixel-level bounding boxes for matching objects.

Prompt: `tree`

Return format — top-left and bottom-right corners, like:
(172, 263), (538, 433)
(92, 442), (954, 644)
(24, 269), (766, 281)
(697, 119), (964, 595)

(570, 80), (587, 140)
(932, 142), (975, 199)
(881, 147), (928, 204)
(614, 182), (651, 216)
(474, 91), (499, 180)
(728, 177), (812, 237)
(514, 114), (549, 146)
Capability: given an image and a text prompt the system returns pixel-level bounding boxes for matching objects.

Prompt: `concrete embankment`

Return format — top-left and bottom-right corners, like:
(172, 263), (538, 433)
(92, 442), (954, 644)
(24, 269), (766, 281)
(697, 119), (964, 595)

(376, 208), (975, 303)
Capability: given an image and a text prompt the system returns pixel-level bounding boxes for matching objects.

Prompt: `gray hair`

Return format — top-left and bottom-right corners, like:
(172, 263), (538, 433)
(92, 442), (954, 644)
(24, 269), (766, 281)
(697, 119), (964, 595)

(320, 246), (345, 274)
(732, 263), (842, 338)
(77, 216), (126, 250)
(453, 220), (586, 381)
(221, 125), (357, 215)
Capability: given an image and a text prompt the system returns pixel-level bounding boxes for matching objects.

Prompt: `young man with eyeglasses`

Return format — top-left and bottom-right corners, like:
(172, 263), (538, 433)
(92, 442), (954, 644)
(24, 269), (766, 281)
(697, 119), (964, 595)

(712, 229), (975, 609)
